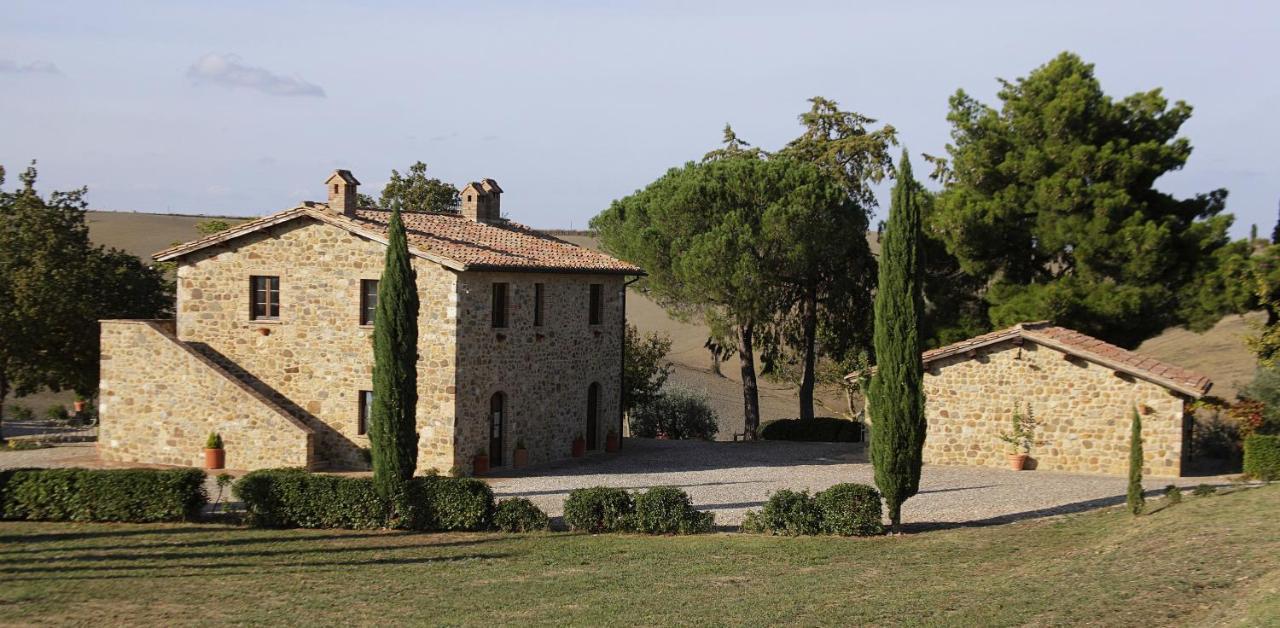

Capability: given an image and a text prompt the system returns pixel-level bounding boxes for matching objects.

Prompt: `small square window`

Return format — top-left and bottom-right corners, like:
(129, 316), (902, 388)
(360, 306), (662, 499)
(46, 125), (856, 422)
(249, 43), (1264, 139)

(492, 283), (509, 328)
(360, 279), (379, 325)
(533, 283), (545, 327)
(588, 283), (603, 325)
(250, 275), (280, 320)
(358, 390), (373, 436)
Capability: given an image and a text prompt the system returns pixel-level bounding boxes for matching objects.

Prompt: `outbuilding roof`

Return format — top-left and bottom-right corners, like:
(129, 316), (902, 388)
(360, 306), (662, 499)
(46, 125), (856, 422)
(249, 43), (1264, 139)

(847, 321), (1212, 398)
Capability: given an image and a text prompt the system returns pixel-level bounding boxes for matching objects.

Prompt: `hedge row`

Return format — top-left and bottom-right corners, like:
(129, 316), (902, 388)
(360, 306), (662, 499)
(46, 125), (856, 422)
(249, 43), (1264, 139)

(742, 483), (883, 536)
(1244, 434), (1280, 481)
(563, 486), (714, 534)
(0, 467), (207, 523)
(232, 469), (548, 532)
(759, 418), (863, 443)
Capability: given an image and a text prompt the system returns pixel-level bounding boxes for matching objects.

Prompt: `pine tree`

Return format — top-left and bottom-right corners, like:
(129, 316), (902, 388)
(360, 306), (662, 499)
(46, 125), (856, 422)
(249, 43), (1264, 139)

(370, 201), (420, 506)
(1127, 407), (1145, 516)
(868, 150), (927, 533)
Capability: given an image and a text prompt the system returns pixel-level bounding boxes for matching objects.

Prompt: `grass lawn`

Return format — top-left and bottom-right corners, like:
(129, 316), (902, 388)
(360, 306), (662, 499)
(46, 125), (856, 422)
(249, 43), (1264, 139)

(2, 485), (1277, 626)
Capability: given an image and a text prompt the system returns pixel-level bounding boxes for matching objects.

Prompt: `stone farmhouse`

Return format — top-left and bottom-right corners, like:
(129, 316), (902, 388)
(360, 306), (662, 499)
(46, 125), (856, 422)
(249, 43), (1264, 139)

(99, 171), (642, 474)
(853, 322), (1212, 477)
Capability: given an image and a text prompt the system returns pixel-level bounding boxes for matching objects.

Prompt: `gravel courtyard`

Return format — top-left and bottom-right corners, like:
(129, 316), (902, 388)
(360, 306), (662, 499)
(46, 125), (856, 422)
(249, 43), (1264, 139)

(489, 438), (1234, 528)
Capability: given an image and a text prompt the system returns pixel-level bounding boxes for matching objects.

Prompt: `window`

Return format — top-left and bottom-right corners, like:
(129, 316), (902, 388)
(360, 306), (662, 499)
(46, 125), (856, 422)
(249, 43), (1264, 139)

(588, 283), (603, 325)
(250, 275), (280, 320)
(586, 382), (600, 450)
(533, 283), (545, 327)
(360, 279), (378, 325)
(489, 392), (505, 466)
(492, 283), (508, 328)
(357, 390), (373, 436)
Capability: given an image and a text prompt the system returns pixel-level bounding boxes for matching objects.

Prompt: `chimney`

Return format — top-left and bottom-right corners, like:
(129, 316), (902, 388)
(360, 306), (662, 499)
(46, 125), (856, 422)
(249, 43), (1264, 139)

(460, 178), (503, 222)
(325, 170), (360, 217)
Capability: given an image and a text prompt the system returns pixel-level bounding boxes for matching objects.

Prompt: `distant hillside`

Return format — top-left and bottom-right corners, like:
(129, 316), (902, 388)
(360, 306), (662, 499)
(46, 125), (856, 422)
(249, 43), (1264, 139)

(87, 211), (248, 260)
(1136, 312), (1261, 400)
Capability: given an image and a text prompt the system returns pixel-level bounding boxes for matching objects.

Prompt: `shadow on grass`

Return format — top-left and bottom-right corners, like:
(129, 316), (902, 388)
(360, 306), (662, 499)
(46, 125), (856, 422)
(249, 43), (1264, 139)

(495, 479), (763, 499)
(0, 525), (233, 546)
(0, 537), (494, 566)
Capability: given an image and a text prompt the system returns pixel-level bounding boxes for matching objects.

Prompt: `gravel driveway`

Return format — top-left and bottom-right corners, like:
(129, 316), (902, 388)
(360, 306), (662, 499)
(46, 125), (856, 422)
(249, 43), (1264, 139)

(490, 438), (1236, 528)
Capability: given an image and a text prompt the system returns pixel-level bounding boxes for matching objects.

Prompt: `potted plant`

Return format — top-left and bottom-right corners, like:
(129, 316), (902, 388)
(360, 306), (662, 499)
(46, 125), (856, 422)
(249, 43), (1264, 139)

(605, 428), (620, 452)
(473, 448), (490, 475)
(204, 432), (225, 470)
(571, 433), (586, 458)
(73, 394), (88, 413)
(997, 403), (1039, 471)
(512, 439), (529, 468)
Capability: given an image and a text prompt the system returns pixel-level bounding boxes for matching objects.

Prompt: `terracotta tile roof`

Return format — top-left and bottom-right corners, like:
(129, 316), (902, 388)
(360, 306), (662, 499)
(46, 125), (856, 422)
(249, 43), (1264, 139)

(848, 321), (1212, 398)
(154, 204), (643, 275)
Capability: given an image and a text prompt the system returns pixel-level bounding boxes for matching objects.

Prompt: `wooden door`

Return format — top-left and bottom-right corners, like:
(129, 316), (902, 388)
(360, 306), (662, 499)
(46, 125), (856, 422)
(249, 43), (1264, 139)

(490, 393), (504, 466)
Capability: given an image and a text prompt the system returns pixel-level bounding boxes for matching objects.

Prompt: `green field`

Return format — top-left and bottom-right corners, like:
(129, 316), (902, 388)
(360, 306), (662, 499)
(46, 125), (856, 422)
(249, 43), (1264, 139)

(1, 485), (1276, 626)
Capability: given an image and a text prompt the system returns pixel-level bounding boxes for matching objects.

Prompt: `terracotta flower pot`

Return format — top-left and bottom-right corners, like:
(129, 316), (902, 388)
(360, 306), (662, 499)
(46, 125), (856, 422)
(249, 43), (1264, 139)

(572, 436), (586, 458)
(473, 454), (490, 476)
(73, 400), (87, 413)
(605, 431), (620, 453)
(513, 448), (529, 468)
(1008, 453), (1029, 471)
(205, 448), (225, 470)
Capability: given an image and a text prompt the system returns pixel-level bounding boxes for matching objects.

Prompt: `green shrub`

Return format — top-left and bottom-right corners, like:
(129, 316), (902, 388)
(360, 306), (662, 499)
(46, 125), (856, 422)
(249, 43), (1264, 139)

(633, 486), (714, 534)
(759, 489), (822, 536)
(740, 509), (766, 533)
(206, 432), (223, 449)
(628, 387), (719, 440)
(814, 483), (883, 536)
(1164, 485), (1182, 505)
(6, 404), (35, 421)
(563, 486), (634, 533)
(0, 467), (207, 522)
(1192, 484), (1216, 497)
(407, 475), (495, 531)
(759, 417), (862, 442)
(44, 405), (70, 423)
(1243, 434), (1280, 481)
(234, 469), (388, 529)
(5, 440), (50, 451)
(492, 498), (551, 532)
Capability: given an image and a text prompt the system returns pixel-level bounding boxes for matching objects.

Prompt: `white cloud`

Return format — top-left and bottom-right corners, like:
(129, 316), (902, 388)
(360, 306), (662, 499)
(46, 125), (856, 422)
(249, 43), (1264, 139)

(0, 59), (62, 75)
(186, 53), (325, 98)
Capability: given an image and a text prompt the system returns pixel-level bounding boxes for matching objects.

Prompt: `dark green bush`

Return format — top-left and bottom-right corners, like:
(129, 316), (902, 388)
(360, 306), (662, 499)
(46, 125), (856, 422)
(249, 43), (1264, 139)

(759, 417), (862, 442)
(628, 387), (719, 440)
(1243, 434), (1280, 481)
(1192, 484), (1216, 497)
(492, 498), (550, 532)
(1164, 484), (1182, 505)
(758, 489), (822, 536)
(633, 486), (714, 534)
(44, 405), (70, 423)
(563, 486), (634, 533)
(813, 483), (883, 536)
(0, 467), (206, 522)
(233, 468), (387, 529)
(407, 475), (495, 531)
(6, 404), (35, 421)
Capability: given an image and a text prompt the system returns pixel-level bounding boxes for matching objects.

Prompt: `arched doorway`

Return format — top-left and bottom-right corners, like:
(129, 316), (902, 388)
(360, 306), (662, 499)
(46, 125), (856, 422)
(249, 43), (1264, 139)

(489, 392), (505, 466)
(586, 383), (600, 450)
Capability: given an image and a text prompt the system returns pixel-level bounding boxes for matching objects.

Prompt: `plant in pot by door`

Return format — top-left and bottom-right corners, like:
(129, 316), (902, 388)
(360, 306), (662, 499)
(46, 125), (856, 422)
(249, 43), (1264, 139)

(73, 395), (88, 413)
(605, 428), (620, 452)
(997, 402), (1040, 471)
(571, 433), (586, 458)
(205, 432), (225, 470)
(473, 448), (490, 475)
(513, 439), (529, 468)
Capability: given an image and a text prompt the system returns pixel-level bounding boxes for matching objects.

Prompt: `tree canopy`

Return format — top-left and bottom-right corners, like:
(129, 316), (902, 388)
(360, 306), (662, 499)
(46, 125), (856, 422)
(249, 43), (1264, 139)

(377, 161), (460, 213)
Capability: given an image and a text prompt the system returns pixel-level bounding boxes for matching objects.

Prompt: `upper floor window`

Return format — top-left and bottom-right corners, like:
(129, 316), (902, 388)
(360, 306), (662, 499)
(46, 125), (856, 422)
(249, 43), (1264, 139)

(533, 283), (545, 327)
(588, 283), (603, 325)
(358, 390), (373, 436)
(360, 279), (379, 326)
(492, 282), (509, 328)
(250, 275), (280, 320)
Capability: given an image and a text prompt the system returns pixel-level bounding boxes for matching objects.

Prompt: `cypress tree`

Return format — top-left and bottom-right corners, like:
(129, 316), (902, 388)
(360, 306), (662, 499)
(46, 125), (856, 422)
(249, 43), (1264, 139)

(868, 150), (927, 533)
(370, 201), (420, 505)
(1127, 407), (1145, 516)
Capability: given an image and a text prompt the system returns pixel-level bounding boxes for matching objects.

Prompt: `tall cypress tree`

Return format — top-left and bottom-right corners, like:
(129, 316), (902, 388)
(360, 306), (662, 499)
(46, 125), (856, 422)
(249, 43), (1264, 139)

(370, 201), (420, 504)
(868, 150), (927, 533)
(1127, 407), (1145, 516)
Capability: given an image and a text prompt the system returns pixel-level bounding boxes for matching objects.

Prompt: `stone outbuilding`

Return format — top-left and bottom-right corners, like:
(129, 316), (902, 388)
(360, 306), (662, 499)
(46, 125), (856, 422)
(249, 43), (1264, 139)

(99, 170), (643, 474)
(851, 322), (1212, 477)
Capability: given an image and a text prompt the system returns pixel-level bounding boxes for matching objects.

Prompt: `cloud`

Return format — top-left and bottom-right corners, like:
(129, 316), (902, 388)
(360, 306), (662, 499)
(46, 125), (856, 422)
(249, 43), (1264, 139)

(0, 59), (62, 75)
(186, 53), (325, 97)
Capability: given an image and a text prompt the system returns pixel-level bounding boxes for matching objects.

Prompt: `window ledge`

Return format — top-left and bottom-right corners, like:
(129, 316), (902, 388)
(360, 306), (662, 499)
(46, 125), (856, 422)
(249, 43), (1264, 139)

(248, 319), (283, 325)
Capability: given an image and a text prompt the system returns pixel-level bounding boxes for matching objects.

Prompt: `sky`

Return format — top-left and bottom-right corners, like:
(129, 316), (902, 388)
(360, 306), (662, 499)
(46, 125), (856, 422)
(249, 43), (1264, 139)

(1, 1), (1277, 236)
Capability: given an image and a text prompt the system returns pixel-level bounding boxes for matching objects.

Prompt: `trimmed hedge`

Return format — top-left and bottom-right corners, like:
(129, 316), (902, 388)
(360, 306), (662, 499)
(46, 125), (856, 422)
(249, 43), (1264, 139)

(1244, 434), (1280, 481)
(563, 486), (634, 533)
(493, 498), (551, 532)
(0, 467), (207, 523)
(759, 417), (862, 442)
(745, 483), (883, 536)
(633, 486), (715, 534)
(233, 469), (495, 531)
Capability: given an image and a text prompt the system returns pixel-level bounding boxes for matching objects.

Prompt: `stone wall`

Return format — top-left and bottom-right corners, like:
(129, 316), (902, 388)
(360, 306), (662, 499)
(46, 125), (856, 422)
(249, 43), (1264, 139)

(98, 320), (314, 469)
(920, 339), (1189, 476)
(173, 217), (459, 471)
(454, 272), (624, 472)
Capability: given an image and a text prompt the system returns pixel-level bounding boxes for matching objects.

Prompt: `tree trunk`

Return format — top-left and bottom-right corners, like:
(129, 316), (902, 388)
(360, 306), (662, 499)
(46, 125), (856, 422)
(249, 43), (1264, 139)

(888, 501), (902, 535)
(798, 285), (818, 421)
(738, 323), (761, 440)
